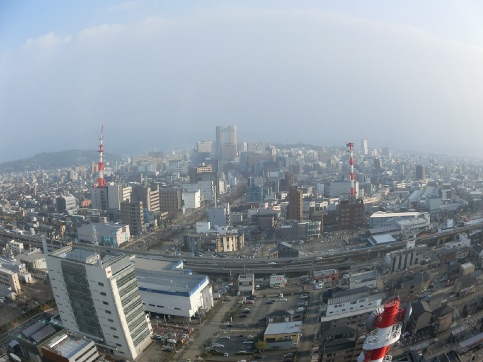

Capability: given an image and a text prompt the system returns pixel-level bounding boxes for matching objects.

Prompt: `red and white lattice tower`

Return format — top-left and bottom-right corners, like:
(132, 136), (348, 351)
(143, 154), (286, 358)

(94, 125), (107, 188)
(358, 297), (410, 362)
(346, 142), (355, 197)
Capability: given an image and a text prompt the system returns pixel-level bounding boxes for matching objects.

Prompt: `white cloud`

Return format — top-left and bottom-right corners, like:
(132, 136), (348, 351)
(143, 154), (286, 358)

(24, 31), (72, 49)
(78, 24), (124, 40)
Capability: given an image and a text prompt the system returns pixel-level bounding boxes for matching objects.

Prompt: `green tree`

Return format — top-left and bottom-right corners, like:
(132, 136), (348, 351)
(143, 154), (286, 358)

(255, 341), (268, 351)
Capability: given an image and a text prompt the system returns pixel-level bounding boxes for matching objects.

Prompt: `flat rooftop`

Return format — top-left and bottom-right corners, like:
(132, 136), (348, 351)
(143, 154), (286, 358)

(321, 305), (381, 322)
(45, 334), (94, 358)
(49, 247), (126, 267)
(136, 269), (208, 296)
(50, 247), (99, 264)
(370, 211), (420, 218)
(132, 256), (182, 271)
(265, 321), (302, 335)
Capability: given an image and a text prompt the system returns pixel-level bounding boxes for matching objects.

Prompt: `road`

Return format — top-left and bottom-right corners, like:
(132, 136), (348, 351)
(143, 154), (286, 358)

(297, 289), (323, 361)
(176, 298), (238, 361)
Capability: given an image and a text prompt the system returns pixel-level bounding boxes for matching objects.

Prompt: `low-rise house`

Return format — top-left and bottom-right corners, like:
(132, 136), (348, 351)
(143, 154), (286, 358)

(263, 321), (302, 350)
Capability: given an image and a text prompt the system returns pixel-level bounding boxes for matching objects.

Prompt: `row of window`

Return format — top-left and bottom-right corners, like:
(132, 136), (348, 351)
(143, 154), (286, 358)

(144, 302), (181, 310)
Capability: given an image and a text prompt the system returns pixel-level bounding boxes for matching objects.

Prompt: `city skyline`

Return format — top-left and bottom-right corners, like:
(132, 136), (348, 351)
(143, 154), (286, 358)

(2, 1), (483, 161)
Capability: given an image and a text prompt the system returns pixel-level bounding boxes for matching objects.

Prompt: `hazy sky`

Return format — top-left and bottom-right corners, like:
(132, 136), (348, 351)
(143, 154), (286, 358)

(2, 1), (483, 162)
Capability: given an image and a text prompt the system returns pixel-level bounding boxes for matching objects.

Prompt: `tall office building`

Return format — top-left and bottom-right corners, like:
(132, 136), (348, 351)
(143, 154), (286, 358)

(121, 201), (145, 235)
(131, 184), (160, 213)
(338, 199), (364, 229)
(46, 247), (152, 360)
(287, 186), (303, 222)
(361, 139), (369, 155)
(215, 125), (237, 162)
(415, 165), (426, 180)
(159, 188), (182, 216)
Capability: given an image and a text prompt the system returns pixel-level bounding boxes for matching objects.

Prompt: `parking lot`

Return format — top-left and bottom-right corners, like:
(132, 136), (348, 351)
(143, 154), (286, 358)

(226, 293), (309, 329)
(198, 293), (309, 361)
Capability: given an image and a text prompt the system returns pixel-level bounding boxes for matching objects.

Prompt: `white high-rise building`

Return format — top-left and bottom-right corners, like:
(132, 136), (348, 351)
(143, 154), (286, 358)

(46, 247), (152, 360)
(361, 139), (368, 155)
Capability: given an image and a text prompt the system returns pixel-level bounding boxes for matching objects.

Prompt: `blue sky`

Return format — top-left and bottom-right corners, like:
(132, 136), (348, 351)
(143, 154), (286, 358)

(2, 1), (483, 162)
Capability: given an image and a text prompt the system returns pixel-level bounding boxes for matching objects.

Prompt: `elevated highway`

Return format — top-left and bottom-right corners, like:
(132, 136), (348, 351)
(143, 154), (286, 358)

(1, 223), (481, 275)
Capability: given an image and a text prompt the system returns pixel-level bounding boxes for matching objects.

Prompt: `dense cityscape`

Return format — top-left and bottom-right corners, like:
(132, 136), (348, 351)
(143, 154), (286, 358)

(0, 125), (482, 362)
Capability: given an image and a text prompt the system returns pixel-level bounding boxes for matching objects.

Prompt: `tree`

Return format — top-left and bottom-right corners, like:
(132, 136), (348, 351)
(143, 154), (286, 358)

(255, 341), (268, 351)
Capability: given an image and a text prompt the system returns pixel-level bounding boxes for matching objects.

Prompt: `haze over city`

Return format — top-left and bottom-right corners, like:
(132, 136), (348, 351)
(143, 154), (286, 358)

(2, 0), (483, 162)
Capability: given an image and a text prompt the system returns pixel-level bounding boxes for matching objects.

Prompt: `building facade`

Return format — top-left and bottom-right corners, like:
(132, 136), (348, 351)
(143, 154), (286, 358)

(46, 247), (152, 360)
(0, 267), (21, 294)
(287, 186), (303, 222)
(56, 195), (77, 215)
(135, 269), (213, 318)
(131, 184), (160, 213)
(216, 125), (237, 162)
(159, 188), (182, 216)
(77, 222), (130, 247)
(121, 201), (145, 235)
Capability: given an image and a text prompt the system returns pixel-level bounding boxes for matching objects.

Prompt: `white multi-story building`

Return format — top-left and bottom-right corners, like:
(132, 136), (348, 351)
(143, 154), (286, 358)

(183, 181), (214, 202)
(238, 273), (254, 295)
(361, 139), (368, 155)
(91, 184), (132, 211)
(46, 247), (152, 360)
(77, 222), (130, 247)
(41, 333), (100, 362)
(369, 211), (430, 232)
(182, 190), (201, 209)
(329, 181), (360, 198)
(9, 240), (24, 254)
(134, 267), (213, 318)
(385, 243), (427, 273)
(56, 195), (78, 215)
(0, 266), (21, 294)
(325, 286), (382, 317)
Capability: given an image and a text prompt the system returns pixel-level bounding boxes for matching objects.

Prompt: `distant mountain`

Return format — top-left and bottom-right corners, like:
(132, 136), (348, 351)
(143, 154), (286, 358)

(0, 149), (124, 173)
